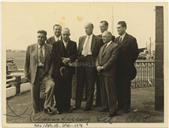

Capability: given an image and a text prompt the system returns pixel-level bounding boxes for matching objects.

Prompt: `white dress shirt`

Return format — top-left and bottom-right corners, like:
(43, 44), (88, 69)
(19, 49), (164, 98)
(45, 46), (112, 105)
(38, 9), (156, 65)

(82, 34), (93, 56)
(63, 40), (68, 48)
(105, 41), (112, 48)
(119, 32), (126, 42)
(38, 44), (45, 66)
(54, 36), (61, 42)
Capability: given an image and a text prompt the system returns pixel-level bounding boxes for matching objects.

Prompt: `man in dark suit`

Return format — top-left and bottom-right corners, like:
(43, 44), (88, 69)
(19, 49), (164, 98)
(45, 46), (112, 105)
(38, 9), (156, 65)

(75, 23), (103, 111)
(97, 20), (115, 41)
(115, 21), (139, 113)
(95, 20), (115, 107)
(24, 30), (55, 115)
(47, 24), (62, 46)
(51, 28), (77, 113)
(96, 31), (118, 117)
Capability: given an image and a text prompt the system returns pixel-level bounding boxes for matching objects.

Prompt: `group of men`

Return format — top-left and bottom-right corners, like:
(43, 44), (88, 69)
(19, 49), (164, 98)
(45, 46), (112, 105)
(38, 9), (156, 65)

(24, 20), (139, 117)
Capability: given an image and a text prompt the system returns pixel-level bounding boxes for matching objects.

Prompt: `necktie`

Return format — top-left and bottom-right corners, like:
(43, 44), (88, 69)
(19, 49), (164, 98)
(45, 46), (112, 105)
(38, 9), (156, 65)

(119, 37), (123, 43)
(82, 36), (90, 56)
(39, 46), (45, 64)
(64, 42), (68, 49)
(101, 44), (107, 57)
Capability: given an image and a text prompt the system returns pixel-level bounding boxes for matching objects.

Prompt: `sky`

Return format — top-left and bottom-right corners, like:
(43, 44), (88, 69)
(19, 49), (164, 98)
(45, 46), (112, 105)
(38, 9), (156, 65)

(2, 2), (167, 50)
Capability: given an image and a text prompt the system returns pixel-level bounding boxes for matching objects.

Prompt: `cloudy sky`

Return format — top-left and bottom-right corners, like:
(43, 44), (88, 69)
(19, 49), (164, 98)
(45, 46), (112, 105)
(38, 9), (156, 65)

(2, 2), (167, 50)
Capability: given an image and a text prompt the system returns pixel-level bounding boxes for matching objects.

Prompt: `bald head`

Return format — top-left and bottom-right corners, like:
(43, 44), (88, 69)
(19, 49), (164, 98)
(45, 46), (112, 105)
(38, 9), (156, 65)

(84, 22), (94, 35)
(102, 31), (113, 43)
(62, 27), (70, 42)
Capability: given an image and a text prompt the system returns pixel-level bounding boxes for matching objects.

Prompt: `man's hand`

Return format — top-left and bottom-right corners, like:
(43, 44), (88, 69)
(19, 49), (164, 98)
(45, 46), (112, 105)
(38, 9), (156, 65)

(62, 57), (71, 64)
(97, 66), (104, 72)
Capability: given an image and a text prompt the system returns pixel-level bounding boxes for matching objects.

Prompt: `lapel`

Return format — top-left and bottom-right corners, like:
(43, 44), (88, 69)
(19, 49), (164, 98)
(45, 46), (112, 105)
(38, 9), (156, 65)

(119, 33), (129, 46)
(60, 41), (67, 54)
(101, 44), (107, 57)
(91, 35), (96, 52)
(66, 40), (71, 51)
(32, 44), (38, 63)
(44, 44), (49, 60)
(79, 36), (86, 53)
(101, 42), (114, 57)
(52, 36), (55, 42)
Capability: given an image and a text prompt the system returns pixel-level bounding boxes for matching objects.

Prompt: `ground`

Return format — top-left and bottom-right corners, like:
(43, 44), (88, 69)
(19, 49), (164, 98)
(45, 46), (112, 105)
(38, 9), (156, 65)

(5, 87), (163, 123)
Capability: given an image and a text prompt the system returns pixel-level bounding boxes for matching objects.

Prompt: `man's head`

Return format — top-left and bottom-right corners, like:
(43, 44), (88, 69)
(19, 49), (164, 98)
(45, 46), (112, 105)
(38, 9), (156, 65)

(102, 31), (113, 44)
(37, 30), (47, 46)
(53, 24), (62, 37)
(100, 20), (108, 33)
(117, 21), (127, 36)
(84, 23), (94, 35)
(61, 28), (70, 42)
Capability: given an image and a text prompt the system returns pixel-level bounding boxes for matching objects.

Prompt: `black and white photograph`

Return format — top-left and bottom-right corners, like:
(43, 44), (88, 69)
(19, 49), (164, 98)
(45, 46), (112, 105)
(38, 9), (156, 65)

(1, 1), (168, 128)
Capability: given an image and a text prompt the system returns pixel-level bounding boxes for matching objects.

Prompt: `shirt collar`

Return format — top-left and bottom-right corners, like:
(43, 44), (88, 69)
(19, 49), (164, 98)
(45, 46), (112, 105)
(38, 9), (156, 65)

(38, 43), (45, 48)
(120, 32), (126, 40)
(54, 35), (61, 41)
(87, 34), (93, 38)
(63, 40), (69, 44)
(106, 41), (112, 46)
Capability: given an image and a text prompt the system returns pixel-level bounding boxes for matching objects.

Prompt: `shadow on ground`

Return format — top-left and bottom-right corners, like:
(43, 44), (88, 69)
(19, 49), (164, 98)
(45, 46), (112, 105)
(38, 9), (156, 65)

(5, 87), (163, 123)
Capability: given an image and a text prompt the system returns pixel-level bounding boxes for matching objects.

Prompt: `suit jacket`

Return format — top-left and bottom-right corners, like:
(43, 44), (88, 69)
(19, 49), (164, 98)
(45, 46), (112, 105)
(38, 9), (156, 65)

(46, 36), (62, 46)
(115, 33), (139, 80)
(51, 40), (77, 79)
(24, 43), (53, 84)
(97, 34), (115, 42)
(96, 42), (118, 76)
(77, 35), (103, 67)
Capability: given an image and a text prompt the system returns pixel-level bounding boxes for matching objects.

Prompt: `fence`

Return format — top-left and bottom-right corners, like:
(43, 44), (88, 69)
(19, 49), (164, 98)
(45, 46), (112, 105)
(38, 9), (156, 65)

(131, 60), (155, 88)
(6, 60), (155, 98)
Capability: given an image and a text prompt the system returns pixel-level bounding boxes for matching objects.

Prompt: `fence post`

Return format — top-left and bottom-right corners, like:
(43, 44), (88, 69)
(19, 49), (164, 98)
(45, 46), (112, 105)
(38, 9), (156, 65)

(155, 6), (164, 111)
(15, 75), (21, 95)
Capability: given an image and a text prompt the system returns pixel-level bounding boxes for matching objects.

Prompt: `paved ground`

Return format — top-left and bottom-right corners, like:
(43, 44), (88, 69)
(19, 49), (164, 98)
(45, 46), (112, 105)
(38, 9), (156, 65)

(5, 87), (163, 123)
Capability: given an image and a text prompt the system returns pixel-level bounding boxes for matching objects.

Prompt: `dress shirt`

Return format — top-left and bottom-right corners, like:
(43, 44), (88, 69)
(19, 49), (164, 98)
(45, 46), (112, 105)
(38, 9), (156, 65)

(63, 40), (68, 48)
(105, 41), (112, 48)
(119, 32), (126, 42)
(38, 44), (45, 66)
(82, 34), (93, 56)
(54, 36), (61, 42)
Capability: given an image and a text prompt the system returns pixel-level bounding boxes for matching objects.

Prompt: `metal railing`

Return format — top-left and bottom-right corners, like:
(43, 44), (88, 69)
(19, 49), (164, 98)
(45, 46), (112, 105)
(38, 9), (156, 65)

(131, 60), (155, 88)
(6, 60), (155, 92)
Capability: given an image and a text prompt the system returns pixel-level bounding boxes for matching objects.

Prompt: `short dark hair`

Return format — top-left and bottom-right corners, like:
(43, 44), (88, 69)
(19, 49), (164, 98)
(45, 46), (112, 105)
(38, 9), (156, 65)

(37, 30), (47, 36)
(100, 20), (109, 26)
(53, 24), (62, 29)
(90, 23), (94, 28)
(118, 21), (127, 28)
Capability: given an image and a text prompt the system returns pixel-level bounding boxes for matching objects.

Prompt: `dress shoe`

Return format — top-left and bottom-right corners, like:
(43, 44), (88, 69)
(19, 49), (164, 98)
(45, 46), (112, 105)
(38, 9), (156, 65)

(44, 107), (54, 115)
(72, 106), (80, 110)
(64, 108), (73, 113)
(52, 108), (62, 114)
(98, 108), (109, 112)
(84, 107), (91, 111)
(108, 112), (117, 117)
(123, 109), (130, 113)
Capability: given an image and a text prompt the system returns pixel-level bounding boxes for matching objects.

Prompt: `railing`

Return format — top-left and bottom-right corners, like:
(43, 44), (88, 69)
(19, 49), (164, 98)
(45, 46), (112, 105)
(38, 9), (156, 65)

(6, 69), (26, 96)
(131, 60), (155, 88)
(6, 60), (155, 98)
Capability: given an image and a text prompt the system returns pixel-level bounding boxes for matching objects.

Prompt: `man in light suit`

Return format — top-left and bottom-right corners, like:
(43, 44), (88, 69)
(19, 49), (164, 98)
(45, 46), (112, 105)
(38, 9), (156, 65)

(96, 31), (118, 117)
(95, 20), (116, 107)
(47, 24), (62, 46)
(75, 23), (103, 111)
(115, 21), (139, 113)
(24, 30), (55, 114)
